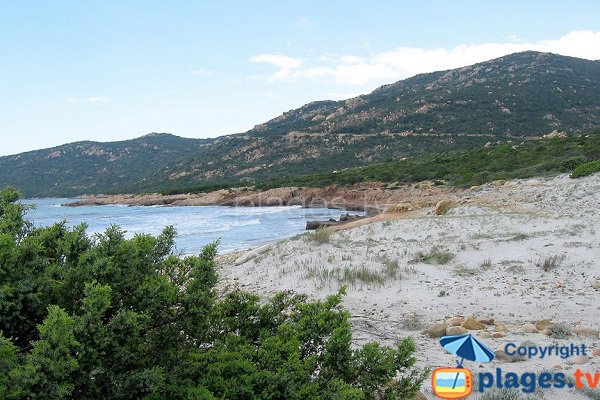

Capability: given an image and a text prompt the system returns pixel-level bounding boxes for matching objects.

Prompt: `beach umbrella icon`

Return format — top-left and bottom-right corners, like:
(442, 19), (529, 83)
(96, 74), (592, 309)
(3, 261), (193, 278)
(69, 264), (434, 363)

(440, 334), (495, 367)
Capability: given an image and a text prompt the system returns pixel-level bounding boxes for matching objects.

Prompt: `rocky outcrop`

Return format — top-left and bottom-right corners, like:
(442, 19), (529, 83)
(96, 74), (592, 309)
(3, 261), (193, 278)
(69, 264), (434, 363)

(63, 181), (455, 214)
(305, 214), (366, 230)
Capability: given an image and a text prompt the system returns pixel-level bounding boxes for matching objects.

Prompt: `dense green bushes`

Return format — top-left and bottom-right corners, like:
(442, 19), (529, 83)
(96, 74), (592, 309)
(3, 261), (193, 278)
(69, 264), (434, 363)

(570, 160), (600, 178)
(255, 129), (600, 189)
(0, 188), (426, 399)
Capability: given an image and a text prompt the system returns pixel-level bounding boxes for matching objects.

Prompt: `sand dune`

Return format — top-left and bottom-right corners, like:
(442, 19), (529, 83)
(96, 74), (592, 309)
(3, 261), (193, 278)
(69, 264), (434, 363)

(218, 174), (600, 399)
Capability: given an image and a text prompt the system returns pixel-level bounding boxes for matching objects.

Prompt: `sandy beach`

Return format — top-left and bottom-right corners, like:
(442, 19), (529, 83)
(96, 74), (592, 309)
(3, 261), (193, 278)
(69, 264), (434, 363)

(217, 173), (600, 399)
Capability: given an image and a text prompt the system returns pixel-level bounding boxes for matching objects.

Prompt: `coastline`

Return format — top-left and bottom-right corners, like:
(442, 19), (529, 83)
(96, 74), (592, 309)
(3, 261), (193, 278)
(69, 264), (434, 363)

(61, 182), (462, 215)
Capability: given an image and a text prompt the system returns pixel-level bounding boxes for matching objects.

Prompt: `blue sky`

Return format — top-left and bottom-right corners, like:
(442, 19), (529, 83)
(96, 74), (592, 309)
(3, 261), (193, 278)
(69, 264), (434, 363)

(1, 0), (599, 156)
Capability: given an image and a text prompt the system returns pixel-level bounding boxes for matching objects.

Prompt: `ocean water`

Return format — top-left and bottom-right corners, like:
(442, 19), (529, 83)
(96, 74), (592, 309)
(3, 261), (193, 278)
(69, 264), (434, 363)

(20, 199), (355, 254)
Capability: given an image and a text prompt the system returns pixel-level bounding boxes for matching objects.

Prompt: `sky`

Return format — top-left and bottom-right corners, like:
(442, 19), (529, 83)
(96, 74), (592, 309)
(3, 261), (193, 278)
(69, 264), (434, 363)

(1, 1), (599, 156)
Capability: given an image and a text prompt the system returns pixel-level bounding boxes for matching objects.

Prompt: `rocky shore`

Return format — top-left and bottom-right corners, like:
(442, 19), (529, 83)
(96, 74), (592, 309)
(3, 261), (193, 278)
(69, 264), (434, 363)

(62, 182), (459, 214)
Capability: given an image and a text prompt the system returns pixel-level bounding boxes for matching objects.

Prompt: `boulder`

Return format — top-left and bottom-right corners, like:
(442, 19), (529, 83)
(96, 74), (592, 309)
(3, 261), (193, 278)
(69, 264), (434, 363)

(535, 320), (552, 331)
(306, 221), (337, 230)
(522, 323), (538, 333)
(446, 326), (468, 335)
(491, 332), (506, 338)
(446, 316), (465, 327)
(424, 323), (448, 338)
(495, 347), (526, 363)
(572, 326), (600, 338)
(435, 199), (454, 215)
(567, 355), (589, 365)
(461, 318), (485, 330)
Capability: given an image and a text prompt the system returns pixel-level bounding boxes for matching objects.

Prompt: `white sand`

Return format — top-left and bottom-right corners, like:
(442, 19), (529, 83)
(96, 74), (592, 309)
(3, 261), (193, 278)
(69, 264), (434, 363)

(218, 174), (600, 399)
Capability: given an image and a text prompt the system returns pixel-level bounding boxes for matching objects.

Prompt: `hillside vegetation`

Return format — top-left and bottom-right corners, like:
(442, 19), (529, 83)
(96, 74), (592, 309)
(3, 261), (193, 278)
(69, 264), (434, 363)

(1, 52), (599, 197)
(165, 129), (600, 194)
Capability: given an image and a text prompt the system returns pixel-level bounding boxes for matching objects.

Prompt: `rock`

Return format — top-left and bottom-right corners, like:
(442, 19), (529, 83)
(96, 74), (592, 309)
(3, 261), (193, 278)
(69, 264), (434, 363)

(306, 220), (337, 230)
(572, 326), (600, 338)
(424, 323), (448, 338)
(535, 320), (552, 331)
(592, 348), (600, 357)
(495, 347), (526, 363)
(494, 324), (508, 332)
(491, 332), (506, 338)
(446, 316), (465, 326)
(479, 318), (495, 325)
(479, 332), (492, 339)
(522, 323), (538, 333)
(306, 214), (365, 230)
(446, 326), (468, 335)
(435, 199), (454, 215)
(568, 355), (589, 365)
(386, 203), (411, 213)
(592, 280), (600, 290)
(461, 318), (485, 330)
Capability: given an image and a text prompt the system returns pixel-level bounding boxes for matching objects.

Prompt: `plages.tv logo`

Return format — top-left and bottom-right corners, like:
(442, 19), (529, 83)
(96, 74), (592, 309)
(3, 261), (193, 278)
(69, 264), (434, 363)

(432, 334), (495, 399)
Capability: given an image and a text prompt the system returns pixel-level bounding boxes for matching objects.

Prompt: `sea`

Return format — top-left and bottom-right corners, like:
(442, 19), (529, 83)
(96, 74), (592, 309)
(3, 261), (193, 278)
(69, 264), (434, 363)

(21, 198), (356, 254)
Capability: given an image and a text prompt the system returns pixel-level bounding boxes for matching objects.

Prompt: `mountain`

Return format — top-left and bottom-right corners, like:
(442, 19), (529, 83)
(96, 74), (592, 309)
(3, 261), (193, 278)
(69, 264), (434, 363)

(2, 51), (599, 197)
(0, 133), (215, 197)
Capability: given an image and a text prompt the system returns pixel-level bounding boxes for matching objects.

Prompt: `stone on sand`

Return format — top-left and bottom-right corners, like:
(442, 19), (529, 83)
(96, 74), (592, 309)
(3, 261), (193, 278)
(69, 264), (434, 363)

(572, 326), (600, 338)
(435, 199), (454, 215)
(461, 318), (485, 330)
(522, 323), (538, 333)
(535, 320), (552, 331)
(424, 323), (448, 338)
(446, 326), (468, 335)
(446, 316), (465, 326)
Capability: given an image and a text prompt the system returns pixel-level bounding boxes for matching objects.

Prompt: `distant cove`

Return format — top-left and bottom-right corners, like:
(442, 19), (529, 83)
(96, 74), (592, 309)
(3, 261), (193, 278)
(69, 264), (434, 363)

(22, 198), (353, 253)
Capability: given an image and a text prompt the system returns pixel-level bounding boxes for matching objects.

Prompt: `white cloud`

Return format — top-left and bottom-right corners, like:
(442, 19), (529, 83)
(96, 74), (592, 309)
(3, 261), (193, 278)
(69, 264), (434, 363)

(250, 30), (600, 86)
(68, 96), (111, 103)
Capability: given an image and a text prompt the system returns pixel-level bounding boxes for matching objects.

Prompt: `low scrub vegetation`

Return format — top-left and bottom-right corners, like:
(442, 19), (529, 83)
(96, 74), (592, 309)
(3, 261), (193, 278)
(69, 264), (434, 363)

(571, 159), (600, 178)
(307, 227), (332, 244)
(412, 247), (455, 265)
(256, 129), (600, 190)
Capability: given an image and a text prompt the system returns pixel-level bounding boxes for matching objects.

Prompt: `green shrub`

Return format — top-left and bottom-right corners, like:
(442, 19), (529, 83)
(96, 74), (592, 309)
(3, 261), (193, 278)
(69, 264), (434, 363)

(571, 160), (600, 178)
(412, 247), (455, 265)
(308, 227), (332, 244)
(546, 323), (572, 339)
(0, 188), (427, 399)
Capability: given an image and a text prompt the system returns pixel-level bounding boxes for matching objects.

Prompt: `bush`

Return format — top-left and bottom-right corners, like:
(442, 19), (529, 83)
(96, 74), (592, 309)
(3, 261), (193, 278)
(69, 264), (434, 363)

(307, 227), (332, 244)
(570, 160), (600, 178)
(0, 188), (427, 399)
(546, 323), (572, 339)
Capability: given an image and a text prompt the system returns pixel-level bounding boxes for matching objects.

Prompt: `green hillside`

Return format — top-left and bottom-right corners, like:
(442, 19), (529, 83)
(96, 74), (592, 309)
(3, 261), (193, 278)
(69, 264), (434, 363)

(1, 51), (599, 197)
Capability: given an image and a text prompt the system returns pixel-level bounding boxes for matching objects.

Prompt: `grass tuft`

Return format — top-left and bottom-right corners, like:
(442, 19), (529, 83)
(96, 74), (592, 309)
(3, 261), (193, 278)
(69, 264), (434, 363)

(307, 227), (331, 244)
(412, 246), (455, 265)
(536, 254), (566, 272)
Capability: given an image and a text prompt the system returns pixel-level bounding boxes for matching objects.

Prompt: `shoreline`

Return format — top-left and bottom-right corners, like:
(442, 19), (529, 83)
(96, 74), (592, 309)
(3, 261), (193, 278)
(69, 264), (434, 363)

(61, 182), (462, 215)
